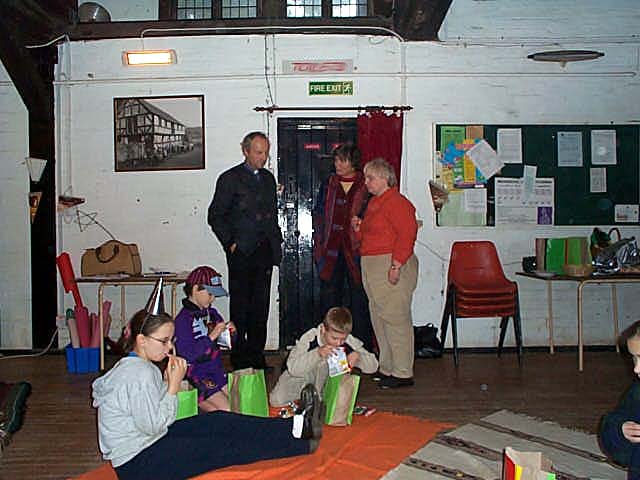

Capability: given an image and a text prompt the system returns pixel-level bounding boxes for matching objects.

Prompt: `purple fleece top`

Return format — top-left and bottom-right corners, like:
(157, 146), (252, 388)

(174, 299), (227, 400)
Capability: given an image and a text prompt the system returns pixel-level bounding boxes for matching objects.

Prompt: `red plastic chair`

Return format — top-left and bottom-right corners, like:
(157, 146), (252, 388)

(440, 241), (523, 366)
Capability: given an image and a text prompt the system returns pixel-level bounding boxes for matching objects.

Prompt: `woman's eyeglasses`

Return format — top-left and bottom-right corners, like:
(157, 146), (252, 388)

(146, 335), (176, 346)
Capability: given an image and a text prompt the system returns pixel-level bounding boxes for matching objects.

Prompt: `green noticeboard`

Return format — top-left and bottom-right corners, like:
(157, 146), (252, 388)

(435, 124), (640, 226)
(309, 81), (353, 96)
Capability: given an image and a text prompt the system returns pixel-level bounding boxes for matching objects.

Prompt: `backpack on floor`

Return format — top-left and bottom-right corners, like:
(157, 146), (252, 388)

(414, 323), (443, 359)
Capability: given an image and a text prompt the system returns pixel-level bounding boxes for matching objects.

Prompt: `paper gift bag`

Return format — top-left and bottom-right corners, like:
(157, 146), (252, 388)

(565, 237), (590, 265)
(176, 381), (198, 420)
(323, 373), (360, 426)
(228, 368), (269, 417)
(544, 238), (565, 274)
(503, 447), (556, 480)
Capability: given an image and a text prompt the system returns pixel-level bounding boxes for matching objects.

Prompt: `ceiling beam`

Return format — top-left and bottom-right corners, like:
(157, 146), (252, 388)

(0, 18), (54, 119)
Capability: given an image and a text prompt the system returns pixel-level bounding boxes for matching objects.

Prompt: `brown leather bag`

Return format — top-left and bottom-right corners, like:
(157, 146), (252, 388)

(81, 240), (142, 276)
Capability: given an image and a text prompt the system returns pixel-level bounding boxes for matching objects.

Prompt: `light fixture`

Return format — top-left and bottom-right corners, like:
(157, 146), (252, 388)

(78, 2), (111, 23)
(527, 50), (604, 66)
(25, 156), (47, 183)
(123, 50), (177, 66)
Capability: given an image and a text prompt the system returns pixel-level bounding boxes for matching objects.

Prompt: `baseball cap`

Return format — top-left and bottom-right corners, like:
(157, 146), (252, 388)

(186, 266), (228, 297)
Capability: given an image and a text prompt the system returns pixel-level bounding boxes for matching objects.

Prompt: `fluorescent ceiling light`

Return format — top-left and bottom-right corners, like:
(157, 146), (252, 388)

(527, 50), (604, 64)
(123, 50), (177, 66)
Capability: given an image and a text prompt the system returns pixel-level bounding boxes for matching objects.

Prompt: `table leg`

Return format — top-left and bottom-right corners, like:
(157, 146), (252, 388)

(547, 281), (554, 354)
(612, 285), (620, 353)
(171, 283), (177, 318)
(121, 286), (126, 329)
(98, 285), (105, 371)
(578, 281), (585, 372)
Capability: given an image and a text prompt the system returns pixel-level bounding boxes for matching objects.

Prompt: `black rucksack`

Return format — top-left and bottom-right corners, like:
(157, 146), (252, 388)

(414, 323), (443, 358)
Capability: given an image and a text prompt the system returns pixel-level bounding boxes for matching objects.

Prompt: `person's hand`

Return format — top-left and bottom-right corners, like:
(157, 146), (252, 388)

(317, 344), (335, 359)
(351, 216), (362, 232)
(347, 351), (360, 368)
(166, 349), (187, 395)
(229, 243), (237, 253)
(622, 421), (640, 443)
(209, 321), (227, 341)
(226, 321), (236, 334)
(388, 266), (401, 285)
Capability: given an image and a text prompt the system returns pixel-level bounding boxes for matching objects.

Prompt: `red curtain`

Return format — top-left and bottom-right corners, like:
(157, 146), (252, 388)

(357, 111), (404, 182)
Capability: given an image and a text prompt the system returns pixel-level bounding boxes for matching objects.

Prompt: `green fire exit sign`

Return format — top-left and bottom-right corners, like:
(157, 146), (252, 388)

(309, 81), (353, 96)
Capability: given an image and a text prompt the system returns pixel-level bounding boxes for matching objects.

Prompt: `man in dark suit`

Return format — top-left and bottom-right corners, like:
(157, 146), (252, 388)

(208, 131), (282, 370)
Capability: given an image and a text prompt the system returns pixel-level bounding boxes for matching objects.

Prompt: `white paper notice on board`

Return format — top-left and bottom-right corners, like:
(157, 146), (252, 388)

(590, 167), (607, 193)
(523, 165), (537, 198)
(615, 204), (639, 223)
(591, 130), (617, 165)
(463, 188), (487, 213)
(495, 177), (554, 225)
(557, 131), (583, 167)
(466, 139), (504, 179)
(497, 128), (522, 164)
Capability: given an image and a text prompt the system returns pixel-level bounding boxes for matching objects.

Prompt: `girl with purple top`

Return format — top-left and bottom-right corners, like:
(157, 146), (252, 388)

(174, 265), (235, 412)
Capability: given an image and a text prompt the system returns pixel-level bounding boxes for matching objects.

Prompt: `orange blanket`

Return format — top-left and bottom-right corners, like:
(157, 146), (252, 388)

(71, 412), (449, 480)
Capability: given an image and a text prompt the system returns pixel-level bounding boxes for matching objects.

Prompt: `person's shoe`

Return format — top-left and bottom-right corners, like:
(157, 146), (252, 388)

(308, 438), (320, 453)
(371, 371), (390, 382)
(299, 384), (324, 441)
(379, 376), (414, 389)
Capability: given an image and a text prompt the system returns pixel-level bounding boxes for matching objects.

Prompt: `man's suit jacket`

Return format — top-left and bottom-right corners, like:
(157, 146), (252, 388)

(208, 163), (282, 265)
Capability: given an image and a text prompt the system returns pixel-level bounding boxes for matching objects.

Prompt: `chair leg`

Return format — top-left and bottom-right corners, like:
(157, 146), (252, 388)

(514, 293), (523, 365)
(451, 297), (459, 367)
(440, 289), (451, 347)
(497, 316), (509, 357)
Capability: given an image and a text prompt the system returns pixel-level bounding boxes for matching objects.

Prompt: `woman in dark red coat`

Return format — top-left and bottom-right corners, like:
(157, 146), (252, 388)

(313, 143), (374, 351)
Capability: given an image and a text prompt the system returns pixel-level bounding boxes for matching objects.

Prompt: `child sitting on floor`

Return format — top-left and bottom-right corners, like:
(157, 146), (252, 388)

(92, 308), (323, 480)
(600, 319), (640, 480)
(174, 265), (235, 412)
(270, 306), (378, 407)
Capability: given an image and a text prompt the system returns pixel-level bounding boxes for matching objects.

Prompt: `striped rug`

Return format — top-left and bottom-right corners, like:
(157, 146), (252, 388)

(383, 410), (626, 480)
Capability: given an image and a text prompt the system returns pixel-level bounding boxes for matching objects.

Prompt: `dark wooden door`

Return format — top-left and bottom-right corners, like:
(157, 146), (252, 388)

(277, 118), (357, 347)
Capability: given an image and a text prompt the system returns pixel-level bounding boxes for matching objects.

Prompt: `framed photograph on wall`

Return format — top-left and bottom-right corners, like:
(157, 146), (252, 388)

(114, 95), (205, 172)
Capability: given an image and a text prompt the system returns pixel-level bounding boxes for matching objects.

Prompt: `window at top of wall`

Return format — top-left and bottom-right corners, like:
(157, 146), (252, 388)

(286, 0), (368, 18)
(177, 0), (213, 19)
(222, 0), (257, 18)
(332, 0), (367, 17)
(176, 0), (257, 19)
(286, 0), (321, 18)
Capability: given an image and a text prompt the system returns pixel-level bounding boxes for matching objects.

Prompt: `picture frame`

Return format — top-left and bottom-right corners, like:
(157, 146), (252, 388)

(114, 95), (205, 172)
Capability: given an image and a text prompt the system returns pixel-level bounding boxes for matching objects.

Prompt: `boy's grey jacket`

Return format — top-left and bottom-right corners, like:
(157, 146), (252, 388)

(269, 324), (379, 406)
(287, 325), (378, 377)
(92, 356), (177, 467)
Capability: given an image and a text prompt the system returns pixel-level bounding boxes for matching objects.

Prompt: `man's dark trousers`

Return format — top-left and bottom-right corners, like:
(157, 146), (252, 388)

(228, 240), (273, 370)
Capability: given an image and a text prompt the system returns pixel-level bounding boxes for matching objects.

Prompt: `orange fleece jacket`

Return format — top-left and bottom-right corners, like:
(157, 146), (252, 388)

(357, 187), (418, 265)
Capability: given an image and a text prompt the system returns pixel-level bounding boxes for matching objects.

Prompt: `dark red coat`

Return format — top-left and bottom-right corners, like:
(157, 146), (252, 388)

(313, 172), (369, 283)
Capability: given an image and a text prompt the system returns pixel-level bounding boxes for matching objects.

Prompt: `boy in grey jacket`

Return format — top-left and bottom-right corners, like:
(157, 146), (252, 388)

(270, 307), (378, 407)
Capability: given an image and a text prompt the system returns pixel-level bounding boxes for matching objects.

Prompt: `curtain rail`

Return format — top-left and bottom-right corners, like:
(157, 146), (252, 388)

(254, 105), (412, 113)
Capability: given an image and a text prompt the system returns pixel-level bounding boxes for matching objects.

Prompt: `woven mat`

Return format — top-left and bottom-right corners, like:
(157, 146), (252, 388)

(71, 412), (448, 480)
(383, 410), (626, 480)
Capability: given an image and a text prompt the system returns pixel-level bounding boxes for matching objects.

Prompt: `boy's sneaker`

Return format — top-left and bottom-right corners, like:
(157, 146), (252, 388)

(299, 384), (324, 441)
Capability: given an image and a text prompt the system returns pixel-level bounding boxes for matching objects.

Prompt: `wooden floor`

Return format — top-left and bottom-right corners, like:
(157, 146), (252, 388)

(0, 349), (632, 479)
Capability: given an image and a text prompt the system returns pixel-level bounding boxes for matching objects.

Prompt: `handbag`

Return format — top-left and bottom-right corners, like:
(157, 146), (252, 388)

(593, 237), (638, 274)
(414, 323), (443, 358)
(227, 368), (269, 417)
(322, 373), (360, 426)
(81, 239), (142, 276)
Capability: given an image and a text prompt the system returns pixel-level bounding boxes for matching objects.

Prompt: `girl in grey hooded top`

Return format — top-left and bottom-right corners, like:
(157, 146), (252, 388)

(92, 309), (319, 480)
